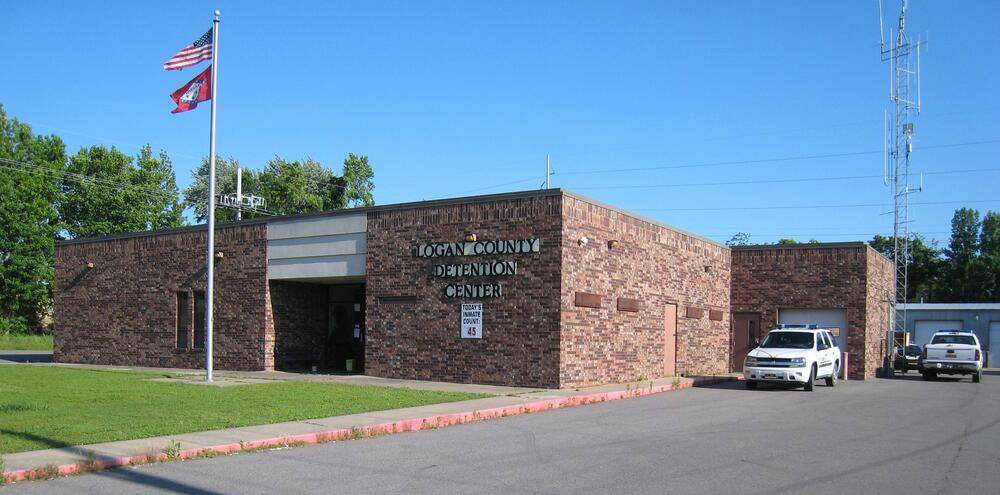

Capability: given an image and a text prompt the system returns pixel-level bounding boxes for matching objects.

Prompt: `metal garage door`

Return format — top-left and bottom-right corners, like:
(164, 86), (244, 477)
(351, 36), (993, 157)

(778, 309), (849, 354)
(989, 321), (1000, 369)
(913, 320), (962, 348)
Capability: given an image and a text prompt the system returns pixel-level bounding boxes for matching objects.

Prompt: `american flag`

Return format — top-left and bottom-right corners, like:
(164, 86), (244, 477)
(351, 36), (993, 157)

(163, 28), (213, 70)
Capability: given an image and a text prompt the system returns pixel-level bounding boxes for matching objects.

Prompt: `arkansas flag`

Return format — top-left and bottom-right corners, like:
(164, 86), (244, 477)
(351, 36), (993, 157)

(170, 65), (212, 113)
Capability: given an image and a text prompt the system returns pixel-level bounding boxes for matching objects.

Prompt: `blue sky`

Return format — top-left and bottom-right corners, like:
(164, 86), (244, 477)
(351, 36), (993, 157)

(3, 1), (998, 244)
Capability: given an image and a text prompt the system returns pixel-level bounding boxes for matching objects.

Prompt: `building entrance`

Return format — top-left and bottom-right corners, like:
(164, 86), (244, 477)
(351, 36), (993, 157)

(732, 312), (761, 372)
(324, 284), (365, 372)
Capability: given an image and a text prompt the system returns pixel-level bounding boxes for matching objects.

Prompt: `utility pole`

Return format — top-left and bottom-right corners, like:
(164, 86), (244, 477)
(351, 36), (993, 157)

(545, 154), (551, 189)
(880, 0), (924, 377)
(235, 166), (242, 221)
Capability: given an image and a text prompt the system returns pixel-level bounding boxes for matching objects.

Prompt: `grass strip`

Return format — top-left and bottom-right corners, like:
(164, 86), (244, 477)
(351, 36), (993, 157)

(0, 334), (53, 351)
(0, 366), (488, 454)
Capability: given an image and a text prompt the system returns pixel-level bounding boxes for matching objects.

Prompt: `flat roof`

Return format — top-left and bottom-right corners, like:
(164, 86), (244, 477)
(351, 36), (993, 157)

(57, 188), (726, 248)
(899, 303), (1000, 311)
(730, 241), (868, 251)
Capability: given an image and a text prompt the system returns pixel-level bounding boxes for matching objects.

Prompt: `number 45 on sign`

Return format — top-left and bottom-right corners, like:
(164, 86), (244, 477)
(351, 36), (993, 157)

(461, 303), (482, 339)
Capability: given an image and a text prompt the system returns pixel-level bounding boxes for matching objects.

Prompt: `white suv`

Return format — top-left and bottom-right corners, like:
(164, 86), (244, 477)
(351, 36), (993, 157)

(743, 325), (841, 391)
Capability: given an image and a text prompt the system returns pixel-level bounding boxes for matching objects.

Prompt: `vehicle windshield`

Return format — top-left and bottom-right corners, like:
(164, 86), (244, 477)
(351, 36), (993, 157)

(905, 345), (921, 355)
(759, 332), (814, 349)
(930, 335), (976, 345)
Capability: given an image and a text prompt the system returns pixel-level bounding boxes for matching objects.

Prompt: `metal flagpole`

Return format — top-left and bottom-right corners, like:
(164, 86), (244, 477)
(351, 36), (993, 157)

(205, 10), (220, 382)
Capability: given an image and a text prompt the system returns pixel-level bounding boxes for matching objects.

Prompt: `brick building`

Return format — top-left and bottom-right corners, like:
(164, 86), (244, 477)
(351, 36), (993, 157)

(54, 189), (892, 387)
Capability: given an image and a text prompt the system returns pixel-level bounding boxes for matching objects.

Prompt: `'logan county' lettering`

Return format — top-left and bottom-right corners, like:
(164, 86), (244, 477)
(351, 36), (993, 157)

(433, 260), (517, 278)
(415, 239), (540, 258)
(444, 283), (503, 298)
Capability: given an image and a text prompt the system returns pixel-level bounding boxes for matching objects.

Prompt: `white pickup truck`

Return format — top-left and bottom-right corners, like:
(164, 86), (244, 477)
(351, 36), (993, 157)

(919, 330), (983, 383)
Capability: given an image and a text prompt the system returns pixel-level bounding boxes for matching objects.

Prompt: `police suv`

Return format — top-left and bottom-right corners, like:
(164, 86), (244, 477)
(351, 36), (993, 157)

(743, 325), (841, 391)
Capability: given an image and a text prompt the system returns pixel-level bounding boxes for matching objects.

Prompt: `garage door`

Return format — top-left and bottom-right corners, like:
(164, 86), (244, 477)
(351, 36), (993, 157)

(913, 320), (963, 348)
(778, 308), (849, 354)
(989, 321), (1000, 369)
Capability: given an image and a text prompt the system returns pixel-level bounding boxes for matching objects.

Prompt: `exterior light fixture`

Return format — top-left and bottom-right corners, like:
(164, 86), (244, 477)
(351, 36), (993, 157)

(975, 314), (980, 321)
(215, 251), (225, 259)
(465, 233), (477, 242)
(608, 239), (620, 249)
(579, 236), (589, 246)
(704, 265), (713, 273)
(86, 262), (94, 269)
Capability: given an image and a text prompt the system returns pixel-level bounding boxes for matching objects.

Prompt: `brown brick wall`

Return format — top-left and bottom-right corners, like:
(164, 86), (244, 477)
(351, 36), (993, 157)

(865, 248), (895, 378)
(730, 244), (889, 379)
(269, 281), (327, 370)
(365, 194), (564, 388)
(53, 223), (270, 371)
(560, 196), (732, 386)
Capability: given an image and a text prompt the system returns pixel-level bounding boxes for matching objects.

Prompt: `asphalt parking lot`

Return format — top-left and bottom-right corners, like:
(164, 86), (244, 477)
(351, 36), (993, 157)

(6, 371), (1000, 494)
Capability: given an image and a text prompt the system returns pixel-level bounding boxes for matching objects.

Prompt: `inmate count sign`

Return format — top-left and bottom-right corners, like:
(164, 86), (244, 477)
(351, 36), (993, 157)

(461, 303), (483, 339)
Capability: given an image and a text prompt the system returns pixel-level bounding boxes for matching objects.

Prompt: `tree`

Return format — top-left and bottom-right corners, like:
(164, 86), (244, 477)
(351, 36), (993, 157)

(942, 208), (985, 302)
(184, 153), (376, 220)
(258, 157), (323, 215)
(340, 153), (375, 208)
(776, 239), (799, 245)
(978, 211), (1000, 300)
(868, 234), (944, 302)
(725, 232), (751, 246)
(183, 156), (258, 223)
(60, 145), (184, 239)
(0, 105), (66, 333)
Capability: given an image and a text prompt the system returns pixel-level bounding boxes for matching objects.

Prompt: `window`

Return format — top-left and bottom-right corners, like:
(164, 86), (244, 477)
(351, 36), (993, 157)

(930, 335), (975, 345)
(193, 291), (205, 349)
(759, 332), (813, 349)
(176, 292), (190, 349)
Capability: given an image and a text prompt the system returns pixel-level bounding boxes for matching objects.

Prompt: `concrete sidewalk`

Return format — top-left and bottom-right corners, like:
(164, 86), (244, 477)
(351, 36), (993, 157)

(1, 372), (738, 482)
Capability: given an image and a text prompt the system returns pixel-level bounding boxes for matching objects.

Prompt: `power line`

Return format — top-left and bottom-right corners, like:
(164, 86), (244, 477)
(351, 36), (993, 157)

(0, 158), (179, 199)
(447, 138), (1000, 196)
(631, 198), (1000, 212)
(567, 167), (1000, 191)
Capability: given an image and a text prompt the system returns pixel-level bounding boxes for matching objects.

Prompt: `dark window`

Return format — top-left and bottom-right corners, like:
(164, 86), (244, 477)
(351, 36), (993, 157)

(930, 334), (975, 345)
(193, 291), (205, 349)
(760, 331), (814, 349)
(176, 292), (189, 349)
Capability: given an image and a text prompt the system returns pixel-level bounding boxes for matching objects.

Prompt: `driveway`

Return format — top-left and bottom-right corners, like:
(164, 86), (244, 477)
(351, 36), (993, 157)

(6, 373), (1000, 494)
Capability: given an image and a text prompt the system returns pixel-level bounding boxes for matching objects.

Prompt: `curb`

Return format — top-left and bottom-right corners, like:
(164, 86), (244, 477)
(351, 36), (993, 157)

(2, 375), (737, 483)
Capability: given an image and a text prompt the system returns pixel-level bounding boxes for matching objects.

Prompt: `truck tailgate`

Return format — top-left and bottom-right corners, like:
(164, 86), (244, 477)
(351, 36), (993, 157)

(926, 345), (977, 361)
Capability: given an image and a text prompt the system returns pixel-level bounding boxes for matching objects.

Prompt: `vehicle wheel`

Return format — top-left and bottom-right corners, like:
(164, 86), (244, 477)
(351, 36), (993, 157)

(825, 363), (838, 387)
(745, 380), (758, 390)
(804, 365), (815, 391)
(973, 371), (981, 383)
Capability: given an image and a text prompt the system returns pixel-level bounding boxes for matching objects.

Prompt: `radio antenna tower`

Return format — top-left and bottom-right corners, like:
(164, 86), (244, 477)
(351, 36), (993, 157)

(880, 0), (924, 376)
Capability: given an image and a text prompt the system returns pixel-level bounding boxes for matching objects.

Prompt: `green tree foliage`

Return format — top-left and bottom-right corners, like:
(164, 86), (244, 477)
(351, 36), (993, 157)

(341, 153), (375, 208)
(725, 232), (752, 246)
(981, 211), (1000, 300)
(942, 208), (985, 302)
(0, 106), (66, 333)
(183, 157), (253, 223)
(60, 145), (184, 239)
(868, 234), (944, 302)
(183, 153), (375, 220)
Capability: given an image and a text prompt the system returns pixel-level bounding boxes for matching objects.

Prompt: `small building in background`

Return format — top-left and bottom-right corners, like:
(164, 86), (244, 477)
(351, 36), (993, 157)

(898, 303), (1000, 366)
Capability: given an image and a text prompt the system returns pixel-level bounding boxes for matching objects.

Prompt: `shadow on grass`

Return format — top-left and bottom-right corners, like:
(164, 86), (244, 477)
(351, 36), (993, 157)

(0, 428), (72, 451)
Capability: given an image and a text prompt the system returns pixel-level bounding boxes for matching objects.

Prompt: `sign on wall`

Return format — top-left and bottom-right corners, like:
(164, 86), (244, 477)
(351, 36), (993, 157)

(461, 303), (483, 339)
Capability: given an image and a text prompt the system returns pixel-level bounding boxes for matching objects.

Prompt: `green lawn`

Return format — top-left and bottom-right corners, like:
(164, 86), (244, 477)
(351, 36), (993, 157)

(0, 367), (488, 454)
(0, 334), (53, 350)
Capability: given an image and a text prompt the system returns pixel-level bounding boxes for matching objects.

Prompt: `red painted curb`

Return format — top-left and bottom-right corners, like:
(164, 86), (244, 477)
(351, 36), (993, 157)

(2, 376), (734, 483)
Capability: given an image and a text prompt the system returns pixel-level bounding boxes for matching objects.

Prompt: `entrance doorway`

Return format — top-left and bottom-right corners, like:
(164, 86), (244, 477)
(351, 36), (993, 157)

(664, 303), (677, 376)
(324, 284), (365, 372)
(732, 313), (761, 371)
